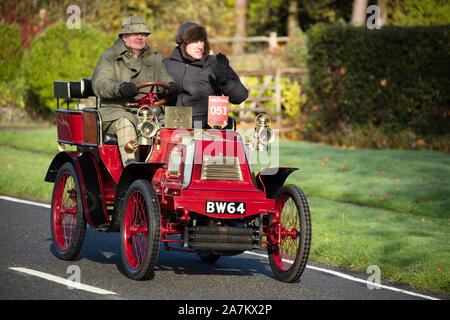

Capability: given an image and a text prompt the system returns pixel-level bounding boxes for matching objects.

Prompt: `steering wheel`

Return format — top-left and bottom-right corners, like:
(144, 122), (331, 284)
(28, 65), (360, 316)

(126, 81), (171, 107)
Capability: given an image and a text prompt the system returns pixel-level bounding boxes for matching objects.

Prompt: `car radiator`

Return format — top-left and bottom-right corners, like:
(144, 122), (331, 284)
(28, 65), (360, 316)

(187, 226), (258, 251)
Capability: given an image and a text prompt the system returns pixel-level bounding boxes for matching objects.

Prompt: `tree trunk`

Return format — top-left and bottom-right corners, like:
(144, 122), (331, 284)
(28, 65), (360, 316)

(233, 0), (247, 56)
(351, 0), (368, 26)
(288, 0), (299, 37)
(378, 0), (388, 26)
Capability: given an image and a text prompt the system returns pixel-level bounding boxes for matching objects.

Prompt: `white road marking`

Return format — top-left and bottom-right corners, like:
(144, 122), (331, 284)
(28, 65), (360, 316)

(244, 251), (440, 300)
(0, 196), (441, 300)
(9, 267), (116, 295)
(0, 196), (50, 209)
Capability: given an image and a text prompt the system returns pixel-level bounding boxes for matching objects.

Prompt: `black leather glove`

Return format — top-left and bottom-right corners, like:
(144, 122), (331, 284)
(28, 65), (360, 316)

(119, 82), (138, 98)
(164, 81), (181, 99)
(211, 53), (229, 86)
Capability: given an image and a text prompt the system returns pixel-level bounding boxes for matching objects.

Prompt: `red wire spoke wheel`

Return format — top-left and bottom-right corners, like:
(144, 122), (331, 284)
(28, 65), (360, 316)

(50, 162), (86, 260)
(268, 184), (312, 282)
(120, 179), (161, 280)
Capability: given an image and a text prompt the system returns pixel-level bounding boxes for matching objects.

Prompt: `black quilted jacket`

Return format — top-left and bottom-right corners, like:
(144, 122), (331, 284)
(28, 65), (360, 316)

(163, 46), (248, 125)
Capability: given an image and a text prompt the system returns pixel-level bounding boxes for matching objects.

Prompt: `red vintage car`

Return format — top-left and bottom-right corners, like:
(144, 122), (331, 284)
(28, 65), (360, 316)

(45, 79), (311, 282)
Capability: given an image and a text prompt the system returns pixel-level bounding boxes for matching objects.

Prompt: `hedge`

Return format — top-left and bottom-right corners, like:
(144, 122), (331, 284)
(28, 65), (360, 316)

(0, 23), (24, 81)
(23, 22), (114, 112)
(306, 23), (450, 136)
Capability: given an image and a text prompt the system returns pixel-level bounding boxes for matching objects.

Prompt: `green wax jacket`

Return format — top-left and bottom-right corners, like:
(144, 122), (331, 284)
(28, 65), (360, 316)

(91, 38), (174, 126)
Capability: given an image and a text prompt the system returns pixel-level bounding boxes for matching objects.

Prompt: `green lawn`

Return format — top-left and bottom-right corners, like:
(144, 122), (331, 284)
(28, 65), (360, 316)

(279, 140), (449, 219)
(0, 127), (449, 293)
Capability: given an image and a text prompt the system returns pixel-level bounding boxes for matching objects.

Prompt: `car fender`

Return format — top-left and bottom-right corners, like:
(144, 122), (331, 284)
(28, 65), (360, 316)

(45, 151), (80, 182)
(45, 151), (109, 229)
(256, 167), (298, 199)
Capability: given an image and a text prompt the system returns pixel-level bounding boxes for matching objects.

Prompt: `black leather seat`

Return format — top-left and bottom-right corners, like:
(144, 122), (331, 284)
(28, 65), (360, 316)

(103, 134), (118, 145)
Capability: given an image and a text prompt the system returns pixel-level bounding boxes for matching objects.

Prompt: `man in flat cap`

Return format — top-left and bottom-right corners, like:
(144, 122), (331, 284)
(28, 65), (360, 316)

(92, 16), (178, 166)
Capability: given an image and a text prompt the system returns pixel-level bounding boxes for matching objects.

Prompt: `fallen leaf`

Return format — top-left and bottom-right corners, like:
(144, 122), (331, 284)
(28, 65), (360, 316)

(416, 139), (426, 146)
(386, 192), (392, 196)
(339, 164), (347, 169)
(369, 194), (377, 197)
(419, 178), (424, 184)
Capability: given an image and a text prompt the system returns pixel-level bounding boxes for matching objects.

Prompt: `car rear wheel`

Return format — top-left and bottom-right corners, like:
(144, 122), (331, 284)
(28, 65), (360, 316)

(120, 179), (161, 280)
(50, 162), (86, 260)
(268, 184), (311, 282)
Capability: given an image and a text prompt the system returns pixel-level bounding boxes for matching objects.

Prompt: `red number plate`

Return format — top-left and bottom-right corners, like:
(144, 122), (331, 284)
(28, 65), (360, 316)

(208, 96), (229, 128)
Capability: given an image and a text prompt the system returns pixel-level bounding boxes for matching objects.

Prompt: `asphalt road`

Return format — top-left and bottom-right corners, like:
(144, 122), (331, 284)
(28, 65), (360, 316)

(0, 197), (447, 303)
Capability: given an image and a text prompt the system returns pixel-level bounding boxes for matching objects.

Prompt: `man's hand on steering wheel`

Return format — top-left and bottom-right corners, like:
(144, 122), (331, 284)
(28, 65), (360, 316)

(119, 82), (139, 98)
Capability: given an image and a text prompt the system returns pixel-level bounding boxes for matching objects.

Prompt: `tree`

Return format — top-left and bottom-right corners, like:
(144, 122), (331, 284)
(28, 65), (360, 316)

(288, 0), (299, 37)
(351, 0), (368, 26)
(234, 0), (247, 55)
(387, 0), (450, 26)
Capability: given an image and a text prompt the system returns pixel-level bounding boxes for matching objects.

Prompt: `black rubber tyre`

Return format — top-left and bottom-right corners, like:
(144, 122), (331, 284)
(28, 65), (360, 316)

(50, 162), (86, 261)
(120, 179), (161, 280)
(268, 184), (311, 282)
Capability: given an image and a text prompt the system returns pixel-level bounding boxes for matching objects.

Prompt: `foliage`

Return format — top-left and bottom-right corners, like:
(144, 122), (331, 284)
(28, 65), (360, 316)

(0, 76), (26, 110)
(0, 22), (26, 110)
(0, 22), (24, 81)
(237, 75), (306, 121)
(0, 0), (56, 47)
(280, 78), (305, 120)
(246, 0), (288, 36)
(22, 22), (114, 113)
(306, 23), (450, 138)
(68, 0), (235, 57)
(146, 0), (236, 56)
(387, 0), (450, 26)
(286, 27), (308, 67)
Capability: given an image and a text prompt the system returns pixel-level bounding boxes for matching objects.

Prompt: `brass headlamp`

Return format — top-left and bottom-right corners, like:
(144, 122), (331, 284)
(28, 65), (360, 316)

(136, 106), (157, 145)
(253, 113), (274, 151)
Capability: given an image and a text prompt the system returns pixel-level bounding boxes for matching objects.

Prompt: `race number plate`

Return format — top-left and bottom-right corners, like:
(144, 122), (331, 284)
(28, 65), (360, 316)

(207, 96), (229, 128)
(205, 201), (246, 215)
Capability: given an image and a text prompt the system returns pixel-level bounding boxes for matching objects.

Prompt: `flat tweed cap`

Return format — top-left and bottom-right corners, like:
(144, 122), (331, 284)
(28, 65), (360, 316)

(119, 16), (151, 36)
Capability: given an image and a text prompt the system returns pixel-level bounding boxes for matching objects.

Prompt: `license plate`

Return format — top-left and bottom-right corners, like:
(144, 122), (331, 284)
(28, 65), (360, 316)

(205, 201), (246, 215)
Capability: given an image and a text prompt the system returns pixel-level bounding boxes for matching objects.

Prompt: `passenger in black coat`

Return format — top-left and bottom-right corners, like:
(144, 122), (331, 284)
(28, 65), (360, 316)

(163, 22), (248, 129)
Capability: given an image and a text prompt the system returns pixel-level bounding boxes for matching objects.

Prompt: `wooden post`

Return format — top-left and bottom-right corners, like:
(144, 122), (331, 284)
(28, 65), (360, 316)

(275, 67), (281, 125)
(268, 32), (277, 51)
